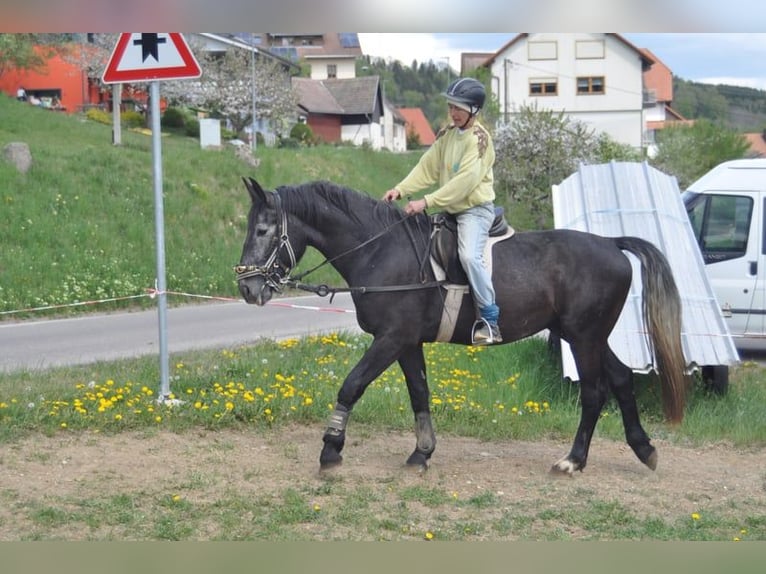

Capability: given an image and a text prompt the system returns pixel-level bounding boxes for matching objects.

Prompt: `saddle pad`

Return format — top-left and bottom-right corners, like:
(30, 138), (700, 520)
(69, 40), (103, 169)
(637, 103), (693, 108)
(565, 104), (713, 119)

(433, 226), (515, 342)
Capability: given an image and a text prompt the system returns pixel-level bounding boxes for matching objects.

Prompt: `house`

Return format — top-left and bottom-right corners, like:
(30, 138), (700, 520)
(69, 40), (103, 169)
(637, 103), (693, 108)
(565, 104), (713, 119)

(398, 107), (436, 147)
(480, 33), (656, 149)
(235, 33), (363, 80)
(293, 75), (406, 151)
(0, 43), (102, 112)
(640, 47), (690, 156)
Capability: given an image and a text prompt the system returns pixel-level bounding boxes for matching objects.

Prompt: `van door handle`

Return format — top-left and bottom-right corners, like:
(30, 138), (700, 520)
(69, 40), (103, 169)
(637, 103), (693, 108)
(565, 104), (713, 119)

(749, 261), (758, 275)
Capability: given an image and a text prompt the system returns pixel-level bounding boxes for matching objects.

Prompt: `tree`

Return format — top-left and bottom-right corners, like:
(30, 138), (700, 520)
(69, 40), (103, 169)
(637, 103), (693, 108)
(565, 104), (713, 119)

(649, 119), (750, 189)
(0, 33), (54, 77)
(493, 104), (642, 229)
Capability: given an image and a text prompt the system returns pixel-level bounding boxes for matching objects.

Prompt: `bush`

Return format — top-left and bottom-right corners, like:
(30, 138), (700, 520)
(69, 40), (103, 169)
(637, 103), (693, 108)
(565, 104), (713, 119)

(289, 122), (316, 146)
(185, 118), (200, 138)
(162, 106), (186, 129)
(121, 110), (144, 129)
(85, 107), (110, 125)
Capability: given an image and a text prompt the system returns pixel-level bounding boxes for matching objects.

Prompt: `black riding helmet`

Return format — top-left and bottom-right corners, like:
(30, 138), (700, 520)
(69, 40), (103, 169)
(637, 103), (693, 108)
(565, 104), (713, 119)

(443, 77), (486, 116)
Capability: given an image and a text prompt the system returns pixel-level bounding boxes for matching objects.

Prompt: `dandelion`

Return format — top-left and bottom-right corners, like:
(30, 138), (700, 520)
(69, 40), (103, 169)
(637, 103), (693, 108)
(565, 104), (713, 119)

(172, 494), (181, 502)
(691, 512), (701, 521)
(313, 503), (321, 512)
(424, 531), (434, 541)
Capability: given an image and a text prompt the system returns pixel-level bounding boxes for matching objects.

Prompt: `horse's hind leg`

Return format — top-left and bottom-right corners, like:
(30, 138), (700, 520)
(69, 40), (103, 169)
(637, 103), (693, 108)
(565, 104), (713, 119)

(399, 344), (436, 469)
(604, 349), (657, 470)
(551, 341), (608, 475)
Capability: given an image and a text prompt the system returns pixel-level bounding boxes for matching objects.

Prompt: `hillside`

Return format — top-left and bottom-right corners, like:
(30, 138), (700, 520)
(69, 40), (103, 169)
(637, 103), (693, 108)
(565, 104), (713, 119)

(673, 77), (766, 131)
(0, 94), (421, 319)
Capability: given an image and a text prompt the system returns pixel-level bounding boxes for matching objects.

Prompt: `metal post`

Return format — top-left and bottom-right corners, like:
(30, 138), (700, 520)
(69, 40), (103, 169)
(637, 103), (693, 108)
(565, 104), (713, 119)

(149, 81), (170, 401)
(251, 34), (257, 152)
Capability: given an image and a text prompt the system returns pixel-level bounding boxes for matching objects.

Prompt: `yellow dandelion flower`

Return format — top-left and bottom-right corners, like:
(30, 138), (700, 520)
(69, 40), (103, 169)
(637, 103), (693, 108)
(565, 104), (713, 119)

(691, 513), (701, 521)
(155, 415), (162, 423)
(424, 531), (434, 541)
(225, 401), (234, 411)
(313, 503), (321, 512)
(60, 422), (67, 429)
(172, 494), (181, 502)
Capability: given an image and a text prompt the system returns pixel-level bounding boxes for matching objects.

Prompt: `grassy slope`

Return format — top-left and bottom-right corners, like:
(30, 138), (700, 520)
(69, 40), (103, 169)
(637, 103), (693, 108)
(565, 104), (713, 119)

(0, 93), (420, 317)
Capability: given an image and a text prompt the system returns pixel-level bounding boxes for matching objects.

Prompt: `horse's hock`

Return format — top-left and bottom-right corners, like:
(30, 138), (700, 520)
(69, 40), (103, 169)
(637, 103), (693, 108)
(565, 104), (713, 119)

(3, 142), (32, 174)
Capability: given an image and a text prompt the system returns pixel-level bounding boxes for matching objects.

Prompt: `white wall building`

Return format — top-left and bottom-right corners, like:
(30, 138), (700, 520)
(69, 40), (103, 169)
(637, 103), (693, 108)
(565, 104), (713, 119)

(484, 33), (654, 149)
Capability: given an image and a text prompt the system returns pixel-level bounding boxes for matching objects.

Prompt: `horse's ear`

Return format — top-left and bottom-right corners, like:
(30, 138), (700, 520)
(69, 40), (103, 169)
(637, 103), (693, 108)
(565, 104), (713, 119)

(242, 177), (268, 205)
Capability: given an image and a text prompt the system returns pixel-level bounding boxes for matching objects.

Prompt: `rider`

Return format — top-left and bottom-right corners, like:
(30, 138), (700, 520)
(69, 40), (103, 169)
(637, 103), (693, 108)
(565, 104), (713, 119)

(382, 77), (501, 345)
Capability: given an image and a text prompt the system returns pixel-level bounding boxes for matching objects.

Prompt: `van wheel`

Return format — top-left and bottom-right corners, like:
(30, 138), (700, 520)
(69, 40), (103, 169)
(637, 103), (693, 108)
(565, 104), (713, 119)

(701, 365), (729, 395)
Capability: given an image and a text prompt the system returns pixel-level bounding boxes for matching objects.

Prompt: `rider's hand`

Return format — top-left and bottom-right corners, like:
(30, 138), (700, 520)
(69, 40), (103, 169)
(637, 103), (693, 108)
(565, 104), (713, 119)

(382, 188), (401, 202)
(404, 199), (427, 215)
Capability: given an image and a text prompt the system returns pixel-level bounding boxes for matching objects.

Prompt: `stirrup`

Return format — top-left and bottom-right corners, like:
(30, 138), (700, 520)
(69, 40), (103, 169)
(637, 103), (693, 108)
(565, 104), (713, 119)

(472, 318), (502, 346)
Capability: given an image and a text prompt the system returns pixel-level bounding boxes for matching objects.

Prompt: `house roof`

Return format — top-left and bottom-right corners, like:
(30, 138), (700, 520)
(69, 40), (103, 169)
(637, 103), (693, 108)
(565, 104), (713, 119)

(398, 107), (436, 145)
(480, 33), (655, 69)
(745, 133), (766, 157)
(293, 75), (381, 115)
(641, 48), (673, 102)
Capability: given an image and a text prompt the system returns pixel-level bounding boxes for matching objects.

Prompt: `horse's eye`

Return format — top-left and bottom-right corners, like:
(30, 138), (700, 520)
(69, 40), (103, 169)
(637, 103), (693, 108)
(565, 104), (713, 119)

(255, 226), (269, 237)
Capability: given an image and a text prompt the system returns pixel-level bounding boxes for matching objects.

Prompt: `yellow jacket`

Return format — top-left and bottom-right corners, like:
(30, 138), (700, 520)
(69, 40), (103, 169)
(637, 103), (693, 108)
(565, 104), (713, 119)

(395, 121), (495, 214)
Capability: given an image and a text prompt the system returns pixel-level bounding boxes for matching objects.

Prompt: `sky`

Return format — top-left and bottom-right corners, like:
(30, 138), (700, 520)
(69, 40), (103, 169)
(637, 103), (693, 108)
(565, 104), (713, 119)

(358, 33), (766, 91)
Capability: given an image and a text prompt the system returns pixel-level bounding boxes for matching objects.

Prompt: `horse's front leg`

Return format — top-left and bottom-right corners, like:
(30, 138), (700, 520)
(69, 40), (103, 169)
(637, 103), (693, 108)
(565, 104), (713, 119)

(398, 343), (436, 470)
(320, 335), (402, 470)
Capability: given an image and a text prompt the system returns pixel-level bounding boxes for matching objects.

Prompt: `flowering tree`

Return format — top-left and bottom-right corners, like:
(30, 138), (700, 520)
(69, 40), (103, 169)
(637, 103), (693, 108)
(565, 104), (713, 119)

(163, 40), (299, 137)
(493, 103), (640, 228)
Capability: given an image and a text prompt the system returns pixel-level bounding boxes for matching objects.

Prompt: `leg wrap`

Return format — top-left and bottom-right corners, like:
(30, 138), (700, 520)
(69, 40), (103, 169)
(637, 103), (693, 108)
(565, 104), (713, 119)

(325, 403), (350, 438)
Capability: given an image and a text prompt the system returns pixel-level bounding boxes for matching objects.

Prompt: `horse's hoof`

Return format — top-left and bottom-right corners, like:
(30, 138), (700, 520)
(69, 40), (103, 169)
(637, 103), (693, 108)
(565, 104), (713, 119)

(549, 457), (578, 476)
(319, 443), (343, 470)
(644, 449), (658, 471)
(405, 453), (429, 473)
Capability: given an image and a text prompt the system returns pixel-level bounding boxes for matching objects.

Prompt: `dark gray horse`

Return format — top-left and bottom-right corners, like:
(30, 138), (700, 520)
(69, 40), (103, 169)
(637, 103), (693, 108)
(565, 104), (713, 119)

(236, 178), (688, 475)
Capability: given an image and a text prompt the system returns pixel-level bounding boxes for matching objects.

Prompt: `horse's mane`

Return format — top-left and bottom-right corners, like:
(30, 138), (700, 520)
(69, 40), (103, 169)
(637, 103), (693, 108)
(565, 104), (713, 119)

(276, 180), (407, 230)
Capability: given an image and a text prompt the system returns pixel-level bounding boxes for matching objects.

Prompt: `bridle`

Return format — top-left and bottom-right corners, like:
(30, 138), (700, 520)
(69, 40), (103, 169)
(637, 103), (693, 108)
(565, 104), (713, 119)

(234, 190), (447, 300)
(233, 191), (296, 293)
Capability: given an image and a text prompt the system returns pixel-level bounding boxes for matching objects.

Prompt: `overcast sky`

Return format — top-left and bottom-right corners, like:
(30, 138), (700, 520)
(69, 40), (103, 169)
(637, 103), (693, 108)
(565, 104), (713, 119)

(358, 33), (766, 91)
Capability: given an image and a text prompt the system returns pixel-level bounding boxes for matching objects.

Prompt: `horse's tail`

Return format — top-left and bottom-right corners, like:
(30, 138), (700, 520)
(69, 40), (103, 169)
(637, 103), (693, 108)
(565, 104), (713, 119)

(615, 236), (689, 423)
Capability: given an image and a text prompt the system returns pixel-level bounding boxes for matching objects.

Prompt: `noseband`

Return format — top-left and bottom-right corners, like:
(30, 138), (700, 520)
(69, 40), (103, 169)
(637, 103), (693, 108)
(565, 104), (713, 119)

(234, 192), (297, 292)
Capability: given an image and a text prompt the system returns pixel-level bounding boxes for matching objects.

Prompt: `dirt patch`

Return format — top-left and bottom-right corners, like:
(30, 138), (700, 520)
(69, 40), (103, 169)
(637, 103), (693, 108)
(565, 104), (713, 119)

(1, 425), (764, 540)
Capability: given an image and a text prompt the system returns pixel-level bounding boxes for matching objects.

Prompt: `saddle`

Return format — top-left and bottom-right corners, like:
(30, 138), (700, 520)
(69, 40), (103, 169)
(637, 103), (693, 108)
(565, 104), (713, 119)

(430, 207), (512, 285)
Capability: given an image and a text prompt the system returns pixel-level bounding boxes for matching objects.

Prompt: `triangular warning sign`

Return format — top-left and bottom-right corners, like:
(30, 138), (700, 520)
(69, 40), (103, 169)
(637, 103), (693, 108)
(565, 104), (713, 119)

(102, 33), (201, 83)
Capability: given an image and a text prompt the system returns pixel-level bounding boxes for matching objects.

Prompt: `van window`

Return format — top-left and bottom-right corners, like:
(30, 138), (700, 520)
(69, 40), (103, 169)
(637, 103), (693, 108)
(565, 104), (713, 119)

(686, 194), (752, 264)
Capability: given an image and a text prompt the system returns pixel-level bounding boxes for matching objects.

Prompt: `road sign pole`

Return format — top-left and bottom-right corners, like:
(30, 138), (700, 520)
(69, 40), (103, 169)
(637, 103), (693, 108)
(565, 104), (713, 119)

(101, 33), (201, 403)
(149, 80), (171, 401)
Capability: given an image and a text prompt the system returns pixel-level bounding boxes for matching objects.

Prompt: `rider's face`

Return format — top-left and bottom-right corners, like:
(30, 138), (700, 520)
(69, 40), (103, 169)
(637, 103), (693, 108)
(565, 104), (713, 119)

(448, 103), (471, 126)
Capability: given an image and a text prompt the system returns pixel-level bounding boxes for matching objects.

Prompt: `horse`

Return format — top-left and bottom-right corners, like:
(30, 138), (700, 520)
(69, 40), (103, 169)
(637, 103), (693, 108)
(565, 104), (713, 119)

(235, 177), (689, 475)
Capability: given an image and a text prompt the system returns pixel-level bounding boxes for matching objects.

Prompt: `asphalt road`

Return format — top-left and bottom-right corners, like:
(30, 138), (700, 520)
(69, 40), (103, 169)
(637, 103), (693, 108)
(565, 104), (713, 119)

(0, 294), (360, 373)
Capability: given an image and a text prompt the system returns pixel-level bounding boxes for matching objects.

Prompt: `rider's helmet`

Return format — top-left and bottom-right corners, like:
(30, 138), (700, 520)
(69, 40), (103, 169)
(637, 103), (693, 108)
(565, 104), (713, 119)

(442, 77), (486, 115)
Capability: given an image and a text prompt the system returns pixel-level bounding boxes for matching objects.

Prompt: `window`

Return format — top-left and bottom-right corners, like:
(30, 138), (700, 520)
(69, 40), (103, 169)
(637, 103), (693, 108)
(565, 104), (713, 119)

(577, 76), (605, 95)
(575, 40), (605, 59)
(686, 193), (752, 264)
(528, 41), (557, 60)
(529, 79), (558, 96)
(327, 64), (337, 79)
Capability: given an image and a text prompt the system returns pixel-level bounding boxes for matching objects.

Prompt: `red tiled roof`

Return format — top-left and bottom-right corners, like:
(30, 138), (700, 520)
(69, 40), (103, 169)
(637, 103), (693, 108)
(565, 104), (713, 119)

(641, 48), (673, 102)
(745, 133), (766, 158)
(398, 107), (436, 146)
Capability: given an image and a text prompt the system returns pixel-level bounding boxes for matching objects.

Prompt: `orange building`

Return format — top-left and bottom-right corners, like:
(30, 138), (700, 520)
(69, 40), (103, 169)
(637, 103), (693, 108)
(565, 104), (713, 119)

(0, 46), (103, 112)
(0, 45), (152, 113)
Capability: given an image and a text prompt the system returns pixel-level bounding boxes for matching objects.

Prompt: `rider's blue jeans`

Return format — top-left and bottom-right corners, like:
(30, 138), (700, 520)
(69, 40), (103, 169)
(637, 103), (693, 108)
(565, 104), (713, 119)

(456, 202), (499, 323)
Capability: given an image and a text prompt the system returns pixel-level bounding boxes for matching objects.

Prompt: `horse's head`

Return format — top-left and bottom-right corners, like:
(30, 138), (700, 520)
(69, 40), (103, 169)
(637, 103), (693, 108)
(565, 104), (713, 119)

(235, 177), (303, 306)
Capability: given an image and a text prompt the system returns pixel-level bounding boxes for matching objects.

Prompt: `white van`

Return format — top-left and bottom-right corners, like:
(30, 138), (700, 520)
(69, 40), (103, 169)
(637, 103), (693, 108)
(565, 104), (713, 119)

(683, 158), (766, 344)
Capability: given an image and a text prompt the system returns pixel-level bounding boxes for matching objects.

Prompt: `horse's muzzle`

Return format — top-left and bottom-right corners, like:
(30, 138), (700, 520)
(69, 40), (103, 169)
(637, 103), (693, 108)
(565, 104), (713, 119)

(238, 278), (272, 306)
